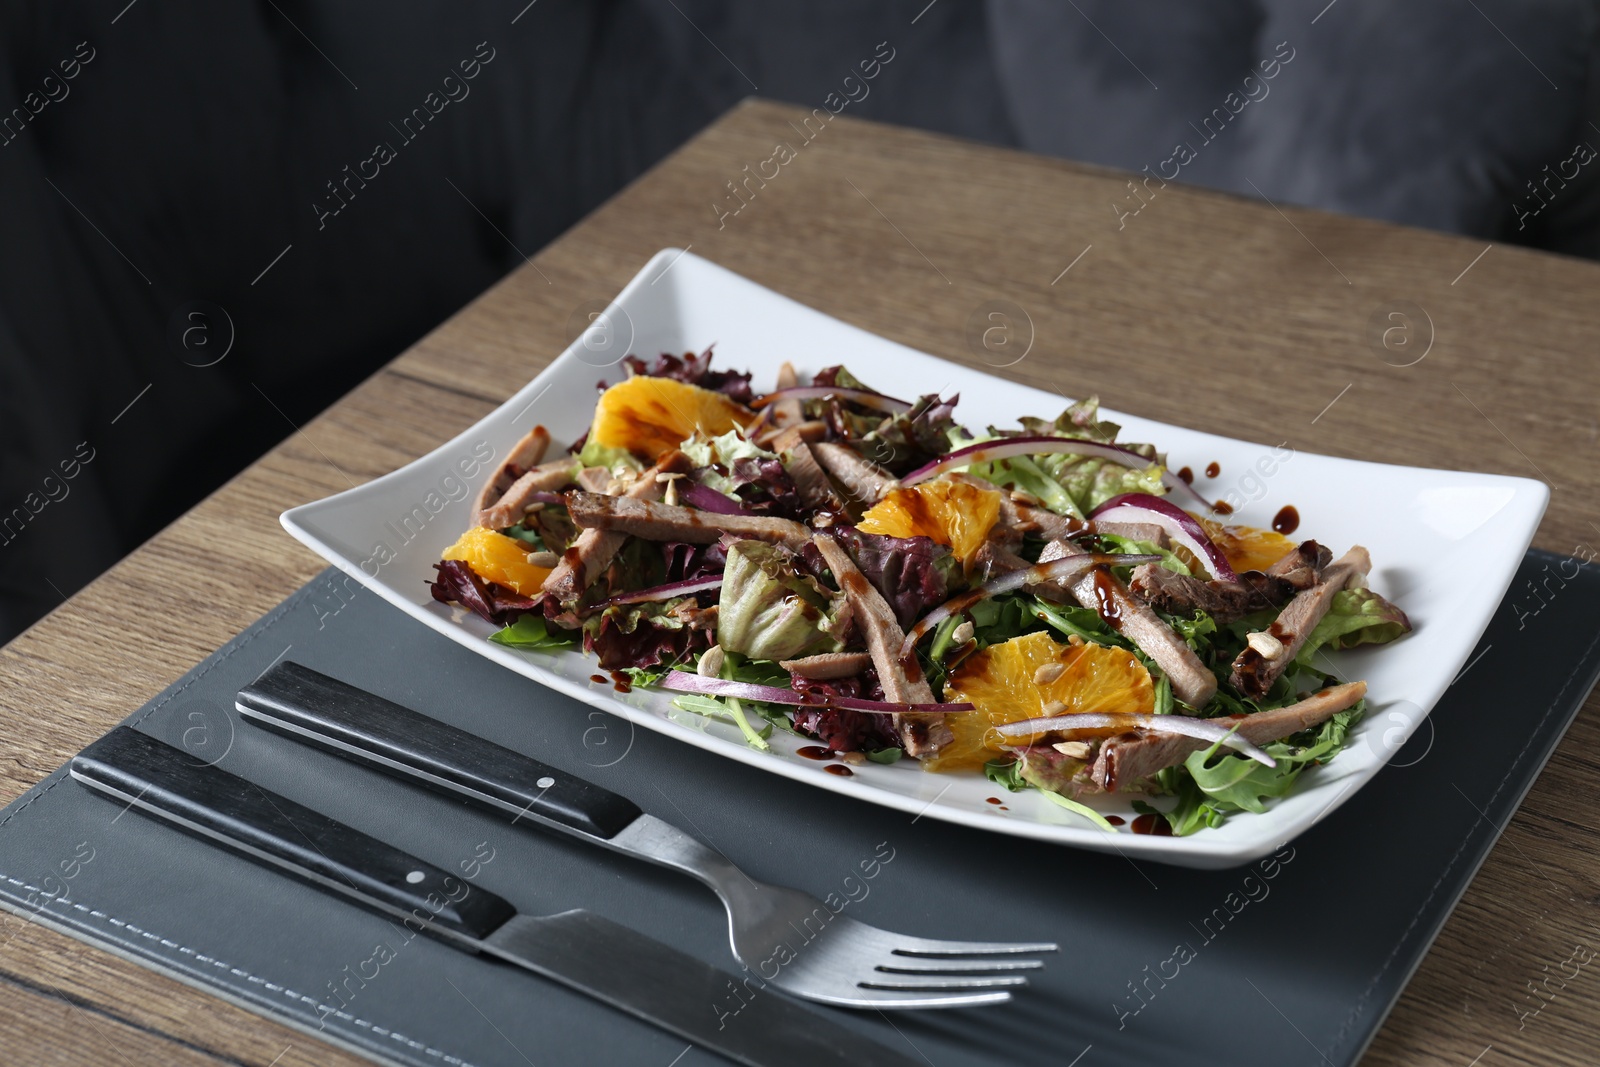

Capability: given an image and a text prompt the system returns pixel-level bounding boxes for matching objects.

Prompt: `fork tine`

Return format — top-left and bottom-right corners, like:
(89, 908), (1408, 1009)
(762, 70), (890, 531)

(889, 937), (1060, 958)
(861, 974), (1031, 992)
(876, 958), (1044, 974)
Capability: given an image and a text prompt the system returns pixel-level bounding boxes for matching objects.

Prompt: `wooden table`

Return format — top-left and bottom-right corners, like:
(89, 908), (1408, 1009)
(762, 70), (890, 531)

(1, 99), (1596, 1066)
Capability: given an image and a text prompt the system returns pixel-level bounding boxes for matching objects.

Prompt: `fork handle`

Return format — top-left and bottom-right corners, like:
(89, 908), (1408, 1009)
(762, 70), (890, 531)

(237, 662), (643, 840)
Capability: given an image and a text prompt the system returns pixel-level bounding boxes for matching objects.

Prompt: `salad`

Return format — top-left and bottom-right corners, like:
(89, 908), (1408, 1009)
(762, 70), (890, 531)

(431, 349), (1411, 835)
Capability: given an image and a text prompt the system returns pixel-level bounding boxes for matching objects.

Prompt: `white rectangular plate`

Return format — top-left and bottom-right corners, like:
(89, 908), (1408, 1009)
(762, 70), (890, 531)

(283, 249), (1546, 869)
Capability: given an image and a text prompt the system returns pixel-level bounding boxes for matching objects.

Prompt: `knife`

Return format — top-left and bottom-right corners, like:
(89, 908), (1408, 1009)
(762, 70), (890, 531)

(70, 727), (918, 1067)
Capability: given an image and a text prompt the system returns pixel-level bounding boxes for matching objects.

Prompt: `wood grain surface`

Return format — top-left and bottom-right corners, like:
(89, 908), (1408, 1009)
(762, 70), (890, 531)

(1, 98), (1596, 1066)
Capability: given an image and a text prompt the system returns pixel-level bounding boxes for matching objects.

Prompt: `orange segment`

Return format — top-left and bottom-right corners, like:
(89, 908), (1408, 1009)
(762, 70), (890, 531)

(858, 480), (1002, 566)
(927, 632), (1154, 772)
(1194, 516), (1299, 574)
(589, 376), (754, 460)
(442, 527), (551, 597)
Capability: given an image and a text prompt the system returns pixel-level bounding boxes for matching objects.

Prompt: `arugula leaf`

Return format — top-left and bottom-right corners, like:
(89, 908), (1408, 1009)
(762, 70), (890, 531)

(1143, 702), (1366, 833)
(490, 615), (581, 650)
(984, 757), (1027, 792)
(866, 748), (904, 765)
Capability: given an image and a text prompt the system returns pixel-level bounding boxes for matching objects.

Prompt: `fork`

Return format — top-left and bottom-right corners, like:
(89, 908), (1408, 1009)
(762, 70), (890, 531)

(236, 662), (1057, 1009)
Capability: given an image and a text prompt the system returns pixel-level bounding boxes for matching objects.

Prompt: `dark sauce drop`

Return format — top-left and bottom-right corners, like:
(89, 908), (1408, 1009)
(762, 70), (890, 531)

(609, 670), (632, 694)
(824, 764), (854, 777)
(998, 805), (1009, 811)
(1204, 461), (1221, 479)
(1105, 815), (1127, 826)
(1272, 505), (1300, 535)
(986, 797), (1003, 805)
(589, 674), (608, 684)
(1212, 499), (1235, 515)
(1177, 466), (1194, 485)
(1130, 813), (1173, 836)
(1090, 567), (1124, 630)
(797, 746), (833, 761)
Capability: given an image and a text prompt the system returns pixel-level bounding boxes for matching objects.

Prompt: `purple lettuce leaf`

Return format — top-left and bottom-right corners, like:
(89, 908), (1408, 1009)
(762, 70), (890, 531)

(831, 527), (954, 630)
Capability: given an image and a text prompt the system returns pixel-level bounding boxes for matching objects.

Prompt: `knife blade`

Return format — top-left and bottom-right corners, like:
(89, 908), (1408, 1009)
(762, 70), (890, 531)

(70, 727), (918, 1067)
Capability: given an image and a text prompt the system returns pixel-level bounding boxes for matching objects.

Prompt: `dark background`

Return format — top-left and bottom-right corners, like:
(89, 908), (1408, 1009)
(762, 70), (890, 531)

(1, 0), (1596, 643)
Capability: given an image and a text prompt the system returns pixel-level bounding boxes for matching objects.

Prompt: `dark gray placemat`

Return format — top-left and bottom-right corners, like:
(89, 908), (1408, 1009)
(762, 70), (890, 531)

(0, 550), (1595, 1067)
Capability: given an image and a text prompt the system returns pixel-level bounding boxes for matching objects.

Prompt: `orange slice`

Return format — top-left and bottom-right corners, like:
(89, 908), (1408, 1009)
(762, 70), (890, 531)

(858, 480), (1002, 566)
(588, 376), (754, 460)
(442, 527), (551, 597)
(1193, 516), (1299, 574)
(927, 631), (1154, 772)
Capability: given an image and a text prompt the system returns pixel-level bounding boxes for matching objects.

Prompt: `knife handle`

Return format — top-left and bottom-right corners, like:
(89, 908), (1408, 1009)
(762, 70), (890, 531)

(236, 662), (643, 841)
(70, 727), (516, 942)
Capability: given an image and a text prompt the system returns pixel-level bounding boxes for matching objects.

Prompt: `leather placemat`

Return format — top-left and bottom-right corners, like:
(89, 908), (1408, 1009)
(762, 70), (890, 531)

(0, 550), (1595, 1067)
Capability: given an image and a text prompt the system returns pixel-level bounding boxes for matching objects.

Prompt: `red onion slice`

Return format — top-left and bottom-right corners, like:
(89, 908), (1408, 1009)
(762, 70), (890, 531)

(659, 670), (972, 714)
(680, 482), (749, 514)
(605, 575), (725, 607)
(902, 436), (1212, 512)
(995, 713), (1275, 766)
(898, 552), (1163, 659)
(1088, 493), (1237, 580)
(750, 385), (912, 414)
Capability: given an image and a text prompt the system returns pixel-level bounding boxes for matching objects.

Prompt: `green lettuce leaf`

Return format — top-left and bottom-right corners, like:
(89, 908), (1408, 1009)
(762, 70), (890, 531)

(1296, 587), (1412, 666)
(576, 439), (642, 475)
(716, 540), (844, 660)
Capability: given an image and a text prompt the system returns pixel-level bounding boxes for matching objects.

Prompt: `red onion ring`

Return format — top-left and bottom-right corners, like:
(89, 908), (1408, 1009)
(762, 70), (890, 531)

(902, 436), (1212, 512)
(659, 670), (972, 714)
(604, 575), (725, 606)
(1088, 493), (1237, 580)
(749, 385), (912, 414)
(898, 552), (1162, 660)
(995, 713), (1275, 766)
(679, 482), (749, 514)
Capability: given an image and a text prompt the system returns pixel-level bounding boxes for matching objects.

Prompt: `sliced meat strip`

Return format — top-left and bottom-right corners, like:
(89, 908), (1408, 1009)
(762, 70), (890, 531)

(971, 541), (1032, 582)
(474, 458), (578, 530)
(810, 442), (899, 505)
(770, 427), (845, 513)
(1090, 680), (1367, 792)
(474, 425), (552, 514)
(565, 492), (812, 551)
(755, 419), (828, 449)
(769, 361), (804, 428)
(1229, 546), (1370, 699)
(1128, 564), (1296, 624)
(1091, 520), (1171, 546)
(779, 651), (873, 679)
(575, 466), (614, 493)
(812, 533), (952, 757)
(1038, 539), (1218, 708)
(541, 453), (692, 603)
(1266, 540), (1332, 590)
